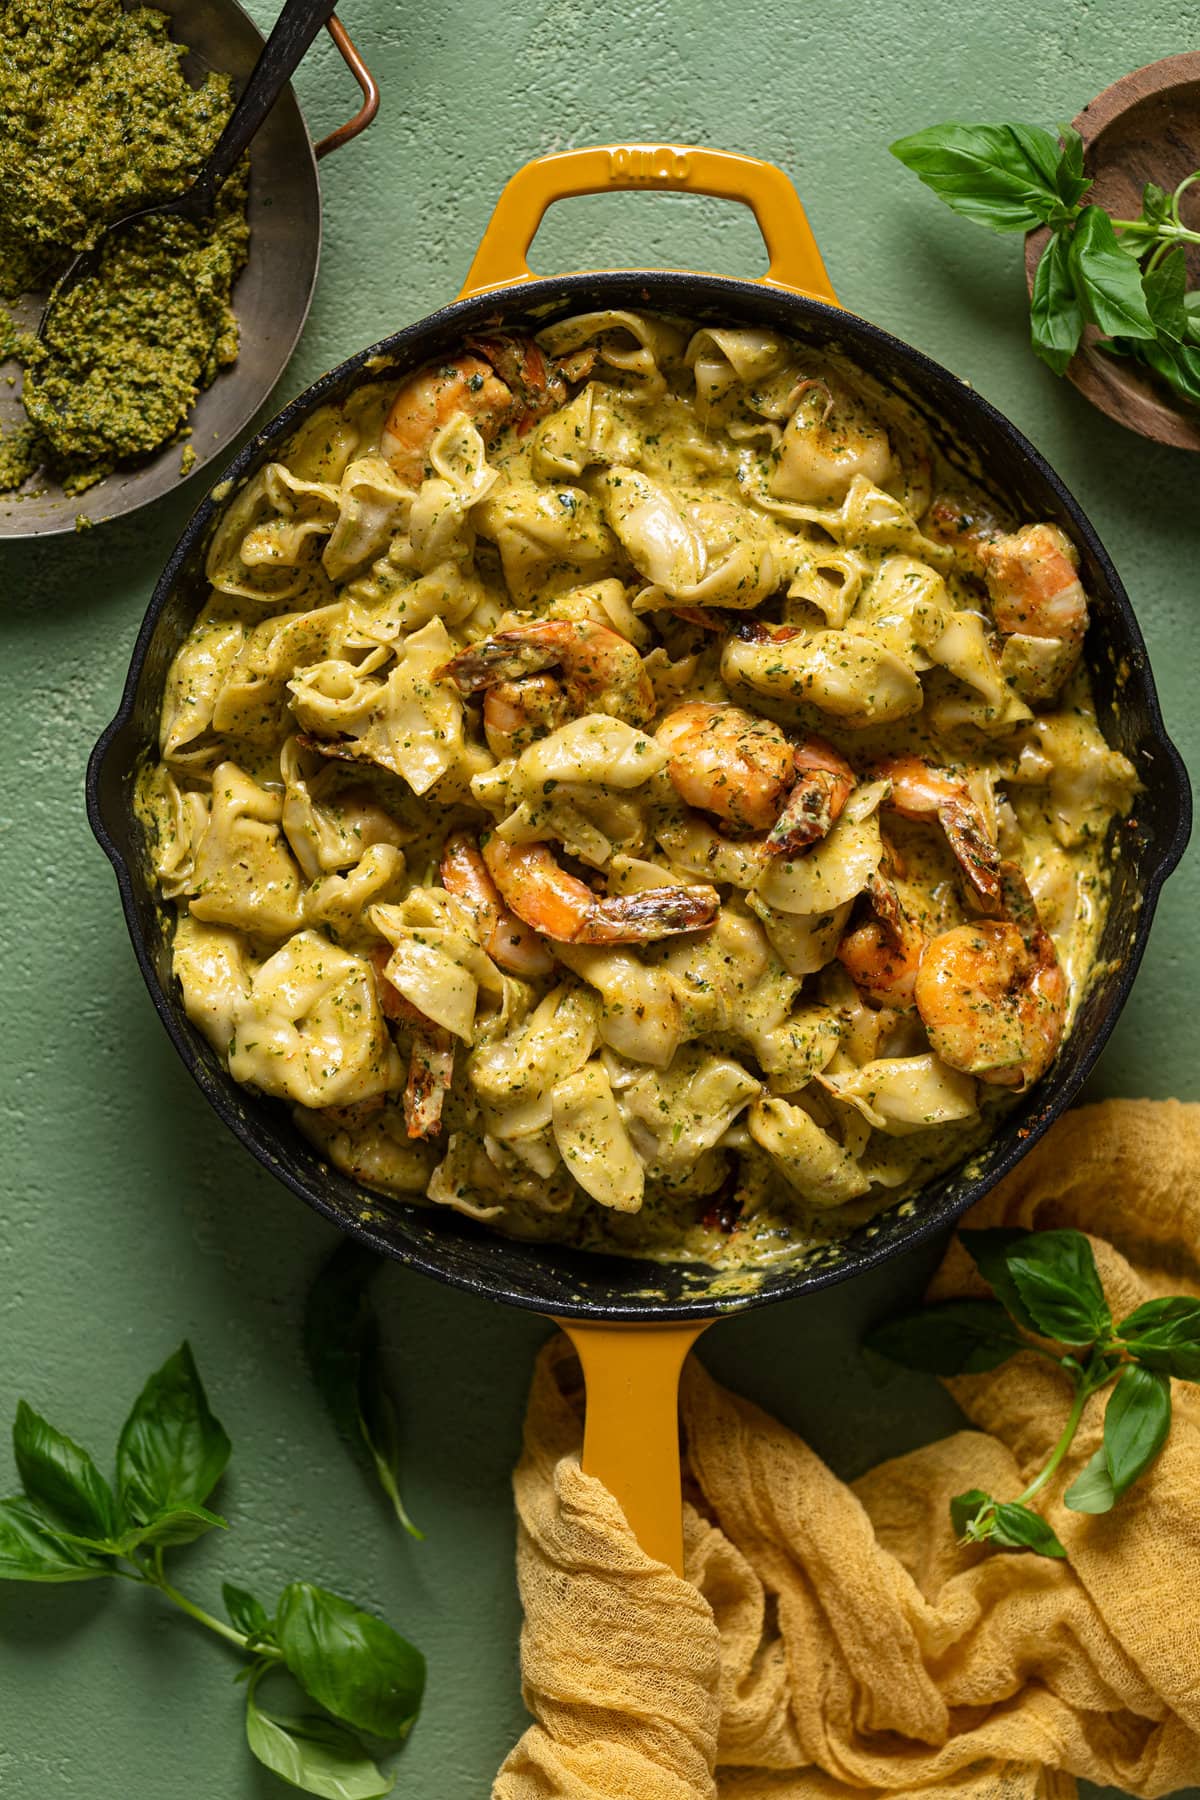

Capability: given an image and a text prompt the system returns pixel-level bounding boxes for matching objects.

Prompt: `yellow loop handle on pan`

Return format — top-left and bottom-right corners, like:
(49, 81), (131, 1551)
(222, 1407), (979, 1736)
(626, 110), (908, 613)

(458, 145), (838, 1574)
(459, 143), (840, 306)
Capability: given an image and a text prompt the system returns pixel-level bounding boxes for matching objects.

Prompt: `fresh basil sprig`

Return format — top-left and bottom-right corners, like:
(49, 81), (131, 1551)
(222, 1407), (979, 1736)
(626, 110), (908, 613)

(303, 1243), (423, 1541)
(891, 121), (1200, 405)
(0, 1344), (424, 1797)
(867, 1228), (1200, 1559)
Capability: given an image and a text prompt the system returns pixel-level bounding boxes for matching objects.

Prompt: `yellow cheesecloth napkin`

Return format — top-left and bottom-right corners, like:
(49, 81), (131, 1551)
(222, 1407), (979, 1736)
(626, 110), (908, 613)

(493, 1100), (1200, 1800)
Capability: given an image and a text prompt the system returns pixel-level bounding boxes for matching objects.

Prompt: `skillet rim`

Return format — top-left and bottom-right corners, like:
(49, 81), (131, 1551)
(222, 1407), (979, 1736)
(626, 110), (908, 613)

(86, 269), (1193, 1321)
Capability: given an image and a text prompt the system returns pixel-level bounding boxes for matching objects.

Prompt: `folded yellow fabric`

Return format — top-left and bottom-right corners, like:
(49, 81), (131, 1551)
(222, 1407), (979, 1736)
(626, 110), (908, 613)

(494, 1100), (1200, 1800)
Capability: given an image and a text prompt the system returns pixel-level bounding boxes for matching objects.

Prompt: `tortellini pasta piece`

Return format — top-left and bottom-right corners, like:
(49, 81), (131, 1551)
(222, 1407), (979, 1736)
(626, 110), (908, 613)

(189, 762), (305, 937)
(305, 843), (409, 944)
(468, 984), (598, 1140)
(228, 930), (405, 1108)
(279, 737), (410, 881)
(322, 456), (414, 583)
(138, 765), (210, 900)
(371, 889), (502, 1042)
(769, 379), (895, 505)
(684, 326), (794, 408)
(537, 310), (688, 399)
(553, 944), (684, 1069)
(531, 383), (642, 479)
(159, 607), (248, 760)
(551, 1061), (645, 1212)
(722, 626), (922, 726)
(474, 480), (619, 604)
(1008, 712), (1139, 848)
(207, 463), (341, 603)
(515, 716), (667, 790)
(288, 617), (467, 796)
(747, 1096), (871, 1208)
(297, 1102), (435, 1197)
(173, 915), (251, 1056)
(819, 1054), (978, 1135)
(613, 1044), (761, 1177)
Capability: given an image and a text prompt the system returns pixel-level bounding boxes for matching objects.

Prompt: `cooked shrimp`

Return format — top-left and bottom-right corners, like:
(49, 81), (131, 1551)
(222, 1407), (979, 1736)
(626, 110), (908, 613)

(481, 674), (569, 758)
(380, 356), (515, 484)
(872, 753), (1001, 907)
(368, 948), (455, 1138)
(440, 830), (554, 978)
(981, 522), (1088, 650)
(403, 1023), (455, 1139)
(482, 834), (719, 945)
(438, 619), (655, 727)
(773, 735), (856, 857)
(837, 870), (927, 1009)
(915, 863), (1066, 1090)
(656, 700), (855, 852)
(465, 334), (567, 431)
(921, 493), (1000, 571)
(770, 377), (895, 504)
(657, 702), (794, 833)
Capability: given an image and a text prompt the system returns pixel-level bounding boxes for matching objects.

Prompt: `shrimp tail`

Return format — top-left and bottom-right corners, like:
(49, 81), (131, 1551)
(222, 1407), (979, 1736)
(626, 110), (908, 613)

(575, 884), (721, 944)
(404, 1024), (455, 1140)
(938, 798), (1003, 907)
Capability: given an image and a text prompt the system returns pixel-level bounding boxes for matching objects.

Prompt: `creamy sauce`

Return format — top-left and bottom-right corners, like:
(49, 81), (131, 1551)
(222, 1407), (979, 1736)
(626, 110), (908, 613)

(137, 315), (1138, 1275)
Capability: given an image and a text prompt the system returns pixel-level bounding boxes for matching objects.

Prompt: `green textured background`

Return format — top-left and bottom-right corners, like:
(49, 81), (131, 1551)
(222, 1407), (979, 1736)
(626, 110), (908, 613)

(2, 1), (1198, 1794)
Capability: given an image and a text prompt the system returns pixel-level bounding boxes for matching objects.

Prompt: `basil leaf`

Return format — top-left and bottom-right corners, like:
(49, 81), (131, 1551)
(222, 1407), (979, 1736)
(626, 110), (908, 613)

(225, 1581), (271, 1641)
(116, 1342), (231, 1525)
(12, 1402), (117, 1543)
(1053, 123), (1090, 207)
(1070, 206), (1155, 339)
(865, 1300), (1025, 1374)
(989, 1502), (1067, 1558)
(1184, 291), (1200, 344)
(890, 122), (1067, 232)
(1030, 230), (1084, 375)
(304, 1244), (423, 1540)
(246, 1681), (393, 1799)
(1142, 246), (1189, 340)
(276, 1582), (425, 1740)
(1103, 1364), (1171, 1499)
(996, 1229), (1112, 1345)
(128, 1502), (228, 1549)
(958, 1229), (1041, 1332)
(949, 1487), (993, 1537)
(1128, 333), (1200, 406)
(0, 1496), (112, 1583)
(1063, 1443), (1116, 1514)
(1118, 1296), (1200, 1381)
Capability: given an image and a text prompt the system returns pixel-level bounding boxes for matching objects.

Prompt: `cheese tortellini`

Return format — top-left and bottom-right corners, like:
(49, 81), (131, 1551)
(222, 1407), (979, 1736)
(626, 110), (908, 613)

(139, 310), (1137, 1272)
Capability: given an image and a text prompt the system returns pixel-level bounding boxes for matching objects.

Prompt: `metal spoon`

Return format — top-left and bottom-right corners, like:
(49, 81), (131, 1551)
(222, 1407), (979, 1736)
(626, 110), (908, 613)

(40, 0), (341, 333)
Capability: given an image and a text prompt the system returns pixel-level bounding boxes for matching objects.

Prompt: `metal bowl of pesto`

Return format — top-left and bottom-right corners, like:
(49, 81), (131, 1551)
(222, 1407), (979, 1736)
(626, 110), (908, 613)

(88, 148), (1192, 1324)
(0, 0), (372, 539)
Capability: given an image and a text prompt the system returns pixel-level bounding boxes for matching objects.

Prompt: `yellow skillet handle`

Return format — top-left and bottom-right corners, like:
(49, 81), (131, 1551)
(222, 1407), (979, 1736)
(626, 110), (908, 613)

(556, 1319), (710, 1575)
(459, 143), (840, 306)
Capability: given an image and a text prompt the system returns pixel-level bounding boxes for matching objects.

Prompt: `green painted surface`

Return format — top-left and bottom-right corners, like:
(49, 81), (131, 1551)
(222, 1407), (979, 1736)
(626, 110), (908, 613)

(1, 0), (1197, 1792)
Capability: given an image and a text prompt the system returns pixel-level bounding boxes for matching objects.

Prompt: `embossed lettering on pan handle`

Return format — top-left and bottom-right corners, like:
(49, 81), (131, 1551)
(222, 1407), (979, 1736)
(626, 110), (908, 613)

(555, 1319), (710, 1576)
(459, 144), (840, 305)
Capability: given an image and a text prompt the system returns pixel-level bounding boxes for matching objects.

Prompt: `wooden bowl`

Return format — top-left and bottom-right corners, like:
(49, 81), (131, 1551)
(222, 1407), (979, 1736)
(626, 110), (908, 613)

(1024, 53), (1200, 451)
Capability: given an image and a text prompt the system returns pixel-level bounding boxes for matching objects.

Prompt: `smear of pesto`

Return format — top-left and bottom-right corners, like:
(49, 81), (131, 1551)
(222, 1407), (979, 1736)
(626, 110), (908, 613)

(0, 0), (250, 496)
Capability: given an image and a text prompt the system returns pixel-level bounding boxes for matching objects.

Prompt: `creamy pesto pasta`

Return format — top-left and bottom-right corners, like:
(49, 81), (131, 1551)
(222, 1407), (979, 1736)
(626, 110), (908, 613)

(138, 311), (1139, 1271)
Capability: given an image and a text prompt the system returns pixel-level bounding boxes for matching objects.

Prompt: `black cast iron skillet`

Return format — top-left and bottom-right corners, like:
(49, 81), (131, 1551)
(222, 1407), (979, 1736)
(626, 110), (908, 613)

(87, 147), (1191, 1569)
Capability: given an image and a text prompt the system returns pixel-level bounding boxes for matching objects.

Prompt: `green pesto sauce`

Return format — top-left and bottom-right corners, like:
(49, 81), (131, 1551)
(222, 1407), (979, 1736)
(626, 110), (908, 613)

(0, 0), (249, 495)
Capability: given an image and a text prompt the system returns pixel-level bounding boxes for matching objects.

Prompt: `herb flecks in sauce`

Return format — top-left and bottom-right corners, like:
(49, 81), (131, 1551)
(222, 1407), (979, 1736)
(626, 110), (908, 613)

(0, 0), (249, 495)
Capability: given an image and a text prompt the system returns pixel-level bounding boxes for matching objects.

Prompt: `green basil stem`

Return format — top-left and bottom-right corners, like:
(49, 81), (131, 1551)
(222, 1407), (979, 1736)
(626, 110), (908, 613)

(134, 1549), (280, 1660)
(1013, 1354), (1115, 1509)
